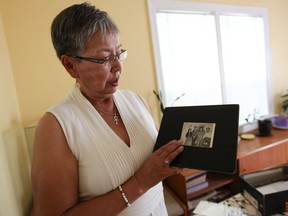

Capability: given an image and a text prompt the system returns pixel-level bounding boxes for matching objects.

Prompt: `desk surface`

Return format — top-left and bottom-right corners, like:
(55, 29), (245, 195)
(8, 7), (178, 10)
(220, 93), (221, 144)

(238, 128), (288, 158)
(237, 128), (288, 174)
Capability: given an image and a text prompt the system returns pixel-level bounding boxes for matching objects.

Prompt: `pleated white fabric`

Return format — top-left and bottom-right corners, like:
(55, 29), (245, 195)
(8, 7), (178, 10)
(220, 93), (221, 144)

(48, 84), (168, 216)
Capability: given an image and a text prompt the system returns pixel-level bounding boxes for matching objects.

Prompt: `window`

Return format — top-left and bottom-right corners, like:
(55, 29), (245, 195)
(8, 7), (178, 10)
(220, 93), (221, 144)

(147, 0), (273, 130)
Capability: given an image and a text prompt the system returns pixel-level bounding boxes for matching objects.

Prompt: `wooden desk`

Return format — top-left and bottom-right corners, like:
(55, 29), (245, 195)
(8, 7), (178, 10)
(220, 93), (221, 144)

(165, 128), (288, 214)
(237, 128), (288, 175)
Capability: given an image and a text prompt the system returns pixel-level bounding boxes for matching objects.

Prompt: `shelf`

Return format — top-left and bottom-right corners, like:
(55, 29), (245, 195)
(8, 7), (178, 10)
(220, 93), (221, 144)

(187, 172), (234, 200)
(165, 169), (235, 205)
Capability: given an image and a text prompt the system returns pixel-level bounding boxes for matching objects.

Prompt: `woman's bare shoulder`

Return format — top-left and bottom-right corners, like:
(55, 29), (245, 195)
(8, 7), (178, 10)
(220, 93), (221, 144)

(32, 112), (78, 215)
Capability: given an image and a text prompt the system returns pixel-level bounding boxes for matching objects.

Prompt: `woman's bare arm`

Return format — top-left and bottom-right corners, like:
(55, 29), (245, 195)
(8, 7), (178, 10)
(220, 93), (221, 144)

(31, 113), (183, 216)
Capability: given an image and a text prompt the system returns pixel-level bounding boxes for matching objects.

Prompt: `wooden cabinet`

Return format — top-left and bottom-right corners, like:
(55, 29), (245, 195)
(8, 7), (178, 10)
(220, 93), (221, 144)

(165, 128), (288, 214)
(165, 169), (235, 213)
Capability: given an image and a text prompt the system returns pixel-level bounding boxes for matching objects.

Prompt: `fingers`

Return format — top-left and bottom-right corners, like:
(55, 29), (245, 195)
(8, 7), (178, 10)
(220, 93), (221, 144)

(157, 140), (184, 166)
(164, 158), (170, 164)
(134, 140), (184, 190)
(157, 140), (183, 157)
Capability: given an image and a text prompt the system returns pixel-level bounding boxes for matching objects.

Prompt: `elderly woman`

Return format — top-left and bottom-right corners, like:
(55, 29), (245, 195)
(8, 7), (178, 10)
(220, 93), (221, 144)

(31, 2), (183, 216)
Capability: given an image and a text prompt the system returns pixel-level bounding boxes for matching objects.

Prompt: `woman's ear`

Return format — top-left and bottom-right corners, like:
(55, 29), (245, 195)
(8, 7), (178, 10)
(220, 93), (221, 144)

(60, 55), (79, 78)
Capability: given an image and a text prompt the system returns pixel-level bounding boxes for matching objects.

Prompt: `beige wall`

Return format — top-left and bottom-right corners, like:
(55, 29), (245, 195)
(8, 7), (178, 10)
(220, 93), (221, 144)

(1, 0), (288, 215)
(0, 0), (161, 126)
(0, 12), (32, 216)
(2, 0), (288, 126)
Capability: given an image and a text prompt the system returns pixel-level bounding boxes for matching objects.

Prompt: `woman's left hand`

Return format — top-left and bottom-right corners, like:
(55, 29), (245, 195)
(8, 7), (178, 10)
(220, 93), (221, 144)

(133, 140), (184, 192)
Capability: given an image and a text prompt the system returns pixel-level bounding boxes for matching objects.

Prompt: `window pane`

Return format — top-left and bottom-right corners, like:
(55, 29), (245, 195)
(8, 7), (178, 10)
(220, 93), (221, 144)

(156, 12), (222, 106)
(150, 2), (272, 128)
(220, 15), (269, 123)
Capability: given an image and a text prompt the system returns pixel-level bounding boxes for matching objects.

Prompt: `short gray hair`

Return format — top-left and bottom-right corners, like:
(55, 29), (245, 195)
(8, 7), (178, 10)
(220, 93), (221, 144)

(51, 2), (120, 59)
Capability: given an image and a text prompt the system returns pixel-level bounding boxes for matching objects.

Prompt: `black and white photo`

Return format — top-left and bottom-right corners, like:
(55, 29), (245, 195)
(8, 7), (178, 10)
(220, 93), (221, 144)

(181, 122), (216, 148)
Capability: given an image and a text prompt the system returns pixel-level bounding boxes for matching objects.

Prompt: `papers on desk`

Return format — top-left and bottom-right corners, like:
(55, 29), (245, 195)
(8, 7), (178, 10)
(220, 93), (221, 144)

(193, 193), (262, 216)
(193, 200), (249, 216)
(256, 180), (288, 195)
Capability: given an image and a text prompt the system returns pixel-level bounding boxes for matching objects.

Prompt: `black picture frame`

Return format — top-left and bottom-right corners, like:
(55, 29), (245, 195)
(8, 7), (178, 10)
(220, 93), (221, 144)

(154, 104), (239, 174)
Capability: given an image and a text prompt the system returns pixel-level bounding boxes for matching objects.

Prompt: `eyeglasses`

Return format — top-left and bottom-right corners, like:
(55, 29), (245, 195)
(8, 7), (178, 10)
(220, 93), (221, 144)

(71, 49), (127, 65)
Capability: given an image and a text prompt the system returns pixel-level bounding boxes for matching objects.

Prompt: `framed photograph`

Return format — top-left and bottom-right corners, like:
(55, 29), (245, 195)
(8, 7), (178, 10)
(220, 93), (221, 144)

(153, 104), (239, 174)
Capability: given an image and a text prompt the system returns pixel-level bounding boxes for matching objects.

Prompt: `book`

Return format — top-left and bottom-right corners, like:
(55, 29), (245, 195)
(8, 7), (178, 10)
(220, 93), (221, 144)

(153, 104), (239, 174)
(182, 169), (207, 182)
(186, 181), (209, 194)
(186, 172), (207, 188)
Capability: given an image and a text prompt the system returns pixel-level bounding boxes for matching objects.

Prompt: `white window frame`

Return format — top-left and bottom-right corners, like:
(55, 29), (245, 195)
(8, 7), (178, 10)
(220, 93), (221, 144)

(147, 0), (274, 132)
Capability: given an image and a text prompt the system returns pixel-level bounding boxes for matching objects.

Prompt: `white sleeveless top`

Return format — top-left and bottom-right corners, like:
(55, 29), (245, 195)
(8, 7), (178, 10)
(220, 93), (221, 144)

(48, 85), (168, 216)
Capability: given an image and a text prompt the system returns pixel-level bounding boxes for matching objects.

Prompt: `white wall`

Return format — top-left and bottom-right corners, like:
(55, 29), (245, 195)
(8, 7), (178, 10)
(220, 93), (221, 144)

(0, 12), (32, 216)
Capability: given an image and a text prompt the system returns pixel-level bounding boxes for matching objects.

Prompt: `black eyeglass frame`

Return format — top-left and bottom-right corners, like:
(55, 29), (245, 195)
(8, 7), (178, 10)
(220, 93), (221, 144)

(71, 49), (127, 64)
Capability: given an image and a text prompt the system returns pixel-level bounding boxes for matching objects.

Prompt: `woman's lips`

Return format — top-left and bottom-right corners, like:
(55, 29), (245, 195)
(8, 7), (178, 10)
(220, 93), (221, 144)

(112, 71), (121, 86)
(112, 77), (119, 87)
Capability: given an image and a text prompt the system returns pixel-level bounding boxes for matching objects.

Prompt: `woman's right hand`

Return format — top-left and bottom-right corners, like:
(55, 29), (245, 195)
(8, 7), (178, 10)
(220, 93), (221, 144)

(133, 140), (184, 192)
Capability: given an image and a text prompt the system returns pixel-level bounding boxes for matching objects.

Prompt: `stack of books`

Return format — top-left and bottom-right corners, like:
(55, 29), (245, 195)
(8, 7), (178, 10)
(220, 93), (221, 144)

(186, 170), (208, 194)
